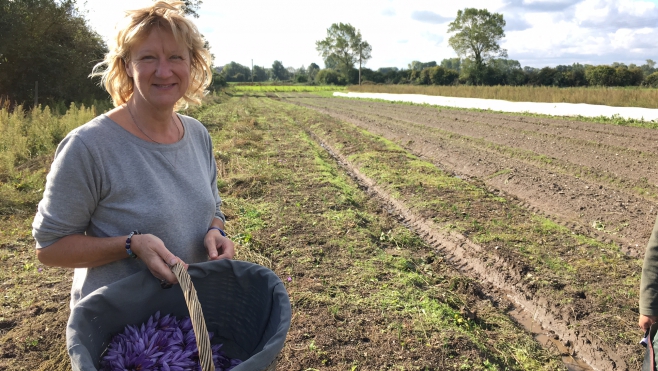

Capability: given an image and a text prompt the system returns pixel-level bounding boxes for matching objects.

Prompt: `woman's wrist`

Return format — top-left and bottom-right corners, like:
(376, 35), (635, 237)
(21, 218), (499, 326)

(207, 226), (227, 237)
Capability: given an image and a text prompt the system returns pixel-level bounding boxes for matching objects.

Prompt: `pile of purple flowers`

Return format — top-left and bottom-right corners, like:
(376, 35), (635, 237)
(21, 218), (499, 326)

(101, 311), (242, 371)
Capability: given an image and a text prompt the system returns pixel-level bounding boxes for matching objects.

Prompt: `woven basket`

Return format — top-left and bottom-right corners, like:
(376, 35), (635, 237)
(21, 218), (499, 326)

(67, 260), (291, 371)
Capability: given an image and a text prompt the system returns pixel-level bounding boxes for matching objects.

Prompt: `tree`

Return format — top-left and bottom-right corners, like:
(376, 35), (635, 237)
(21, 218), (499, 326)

(355, 40), (372, 85)
(271, 60), (289, 81)
(316, 23), (372, 83)
(447, 8), (507, 85)
(408, 61), (437, 71)
(181, 0), (202, 18)
(315, 69), (339, 85)
(307, 63), (320, 82)
(221, 62), (250, 82)
(0, 0), (109, 106)
(252, 65), (269, 82)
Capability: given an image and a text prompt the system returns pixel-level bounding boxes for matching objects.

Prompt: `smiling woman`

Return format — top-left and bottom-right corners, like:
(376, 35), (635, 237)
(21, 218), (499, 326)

(32, 0), (234, 311)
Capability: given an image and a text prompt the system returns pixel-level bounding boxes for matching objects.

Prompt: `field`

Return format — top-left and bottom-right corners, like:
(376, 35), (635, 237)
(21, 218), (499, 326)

(232, 85), (346, 93)
(348, 84), (658, 109)
(0, 93), (651, 370)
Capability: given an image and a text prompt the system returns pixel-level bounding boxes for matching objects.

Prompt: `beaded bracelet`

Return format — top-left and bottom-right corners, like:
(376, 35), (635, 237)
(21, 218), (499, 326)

(125, 230), (140, 259)
(207, 226), (227, 237)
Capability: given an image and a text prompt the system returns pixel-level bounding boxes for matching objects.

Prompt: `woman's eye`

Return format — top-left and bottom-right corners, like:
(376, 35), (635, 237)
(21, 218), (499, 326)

(171, 55), (183, 60)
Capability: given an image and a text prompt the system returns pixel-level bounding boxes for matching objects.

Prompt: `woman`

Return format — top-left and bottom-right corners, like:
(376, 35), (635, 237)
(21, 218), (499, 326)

(32, 0), (234, 309)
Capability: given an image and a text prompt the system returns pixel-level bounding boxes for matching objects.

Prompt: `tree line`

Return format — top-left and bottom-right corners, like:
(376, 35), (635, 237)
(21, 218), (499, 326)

(3, 0), (658, 109)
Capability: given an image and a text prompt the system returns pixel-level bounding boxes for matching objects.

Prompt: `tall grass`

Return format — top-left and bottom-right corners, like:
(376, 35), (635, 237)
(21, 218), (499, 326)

(348, 84), (658, 108)
(233, 85), (346, 92)
(0, 103), (98, 178)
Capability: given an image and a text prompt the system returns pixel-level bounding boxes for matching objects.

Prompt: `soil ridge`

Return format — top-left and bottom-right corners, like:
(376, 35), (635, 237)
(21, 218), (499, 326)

(302, 125), (627, 371)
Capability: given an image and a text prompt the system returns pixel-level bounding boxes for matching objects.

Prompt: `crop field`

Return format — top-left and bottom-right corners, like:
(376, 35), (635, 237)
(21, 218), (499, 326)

(232, 85), (346, 93)
(0, 93), (650, 370)
(348, 84), (658, 109)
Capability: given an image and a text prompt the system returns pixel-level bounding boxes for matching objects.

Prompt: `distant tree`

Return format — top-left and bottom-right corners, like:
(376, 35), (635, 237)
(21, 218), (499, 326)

(377, 67), (399, 74)
(307, 63), (320, 82)
(316, 23), (372, 82)
(271, 60), (289, 81)
(252, 65), (269, 82)
(221, 62), (251, 82)
(427, 66), (459, 85)
(181, 0), (202, 18)
(440, 58), (462, 73)
(585, 65), (617, 86)
(0, 0), (109, 106)
(315, 69), (340, 85)
(408, 61), (437, 71)
(644, 71), (658, 88)
(208, 69), (227, 91)
(323, 54), (340, 69)
(448, 8), (507, 85)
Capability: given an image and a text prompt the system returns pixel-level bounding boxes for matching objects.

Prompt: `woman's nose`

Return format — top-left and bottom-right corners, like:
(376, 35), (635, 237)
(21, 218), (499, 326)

(155, 57), (174, 78)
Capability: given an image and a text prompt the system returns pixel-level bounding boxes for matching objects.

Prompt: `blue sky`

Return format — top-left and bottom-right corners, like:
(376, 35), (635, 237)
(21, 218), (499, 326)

(81, 0), (658, 71)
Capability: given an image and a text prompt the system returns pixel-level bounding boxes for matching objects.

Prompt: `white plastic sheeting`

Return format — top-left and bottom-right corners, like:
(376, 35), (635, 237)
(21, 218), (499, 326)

(333, 92), (658, 121)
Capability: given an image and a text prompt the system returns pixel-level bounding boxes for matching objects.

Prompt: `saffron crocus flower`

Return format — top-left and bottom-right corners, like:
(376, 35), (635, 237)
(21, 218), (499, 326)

(100, 311), (242, 371)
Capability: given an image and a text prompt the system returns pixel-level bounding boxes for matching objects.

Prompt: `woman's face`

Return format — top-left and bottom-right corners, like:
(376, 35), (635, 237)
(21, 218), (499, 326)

(126, 27), (191, 110)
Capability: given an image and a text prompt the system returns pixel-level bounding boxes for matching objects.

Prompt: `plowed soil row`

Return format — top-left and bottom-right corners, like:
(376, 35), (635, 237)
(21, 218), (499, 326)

(273, 95), (645, 370)
(287, 95), (658, 257)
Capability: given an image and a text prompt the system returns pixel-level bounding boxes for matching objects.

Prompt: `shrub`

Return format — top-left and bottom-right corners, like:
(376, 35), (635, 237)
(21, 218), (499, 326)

(428, 66), (459, 85)
(315, 69), (340, 85)
(645, 72), (658, 88)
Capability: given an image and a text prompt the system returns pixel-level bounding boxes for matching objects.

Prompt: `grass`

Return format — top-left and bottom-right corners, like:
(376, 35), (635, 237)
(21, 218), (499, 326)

(333, 93), (658, 128)
(271, 97), (644, 368)
(190, 96), (565, 370)
(0, 93), (583, 370)
(232, 85), (346, 93)
(348, 84), (658, 109)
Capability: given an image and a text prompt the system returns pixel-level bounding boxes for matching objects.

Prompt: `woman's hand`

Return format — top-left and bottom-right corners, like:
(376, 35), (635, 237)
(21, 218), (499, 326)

(639, 314), (658, 331)
(204, 229), (235, 260)
(131, 233), (183, 284)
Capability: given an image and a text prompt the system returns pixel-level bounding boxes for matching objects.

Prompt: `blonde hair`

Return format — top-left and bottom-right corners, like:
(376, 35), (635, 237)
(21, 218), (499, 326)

(91, 1), (212, 109)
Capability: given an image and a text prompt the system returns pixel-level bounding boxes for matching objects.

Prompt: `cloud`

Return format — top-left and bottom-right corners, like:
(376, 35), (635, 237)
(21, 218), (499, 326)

(504, 0), (583, 12)
(398, 39), (409, 44)
(504, 14), (533, 31)
(575, 0), (658, 30)
(381, 7), (396, 16)
(411, 10), (452, 24)
(421, 32), (444, 45)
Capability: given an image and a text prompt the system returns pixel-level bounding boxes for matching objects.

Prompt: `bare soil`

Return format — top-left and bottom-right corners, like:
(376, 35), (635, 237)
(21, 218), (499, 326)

(288, 95), (658, 256)
(276, 94), (651, 370)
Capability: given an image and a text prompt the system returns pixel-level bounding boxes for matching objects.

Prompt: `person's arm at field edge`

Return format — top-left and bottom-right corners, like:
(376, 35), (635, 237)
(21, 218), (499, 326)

(36, 233), (182, 284)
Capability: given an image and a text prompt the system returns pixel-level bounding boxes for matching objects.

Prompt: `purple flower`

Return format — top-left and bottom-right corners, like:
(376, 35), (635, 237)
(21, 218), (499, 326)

(100, 312), (243, 371)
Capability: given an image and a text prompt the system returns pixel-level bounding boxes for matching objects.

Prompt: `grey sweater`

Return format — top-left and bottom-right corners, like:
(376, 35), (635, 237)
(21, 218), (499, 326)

(32, 114), (225, 308)
(641, 214), (658, 315)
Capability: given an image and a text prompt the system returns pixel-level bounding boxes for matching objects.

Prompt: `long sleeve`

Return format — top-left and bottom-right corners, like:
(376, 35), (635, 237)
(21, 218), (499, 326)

(640, 214), (658, 315)
(32, 134), (102, 247)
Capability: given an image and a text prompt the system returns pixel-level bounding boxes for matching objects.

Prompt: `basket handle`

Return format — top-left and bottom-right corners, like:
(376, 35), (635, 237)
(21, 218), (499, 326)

(171, 262), (215, 371)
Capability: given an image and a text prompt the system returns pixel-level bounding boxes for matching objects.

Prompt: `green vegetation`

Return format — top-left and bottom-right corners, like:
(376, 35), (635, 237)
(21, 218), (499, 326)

(232, 85), (345, 93)
(278, 96), (643, 367)
(347, 84), (658, 109)
(447, 8), (508, 85)
(0, 0), (109, 107)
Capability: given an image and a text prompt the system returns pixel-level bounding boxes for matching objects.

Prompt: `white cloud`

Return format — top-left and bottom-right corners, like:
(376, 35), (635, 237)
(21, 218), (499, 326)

(80, 0), (658, 70)
(411, 10), (453, 24)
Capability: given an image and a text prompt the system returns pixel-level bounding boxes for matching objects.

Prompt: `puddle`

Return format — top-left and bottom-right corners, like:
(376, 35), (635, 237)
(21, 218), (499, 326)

(507, 305), (593, 371)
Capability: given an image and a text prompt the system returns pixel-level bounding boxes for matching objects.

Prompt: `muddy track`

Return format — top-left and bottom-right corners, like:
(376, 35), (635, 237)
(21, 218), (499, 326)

(302, 125), (624, 371)
(288, 97), (658, 257)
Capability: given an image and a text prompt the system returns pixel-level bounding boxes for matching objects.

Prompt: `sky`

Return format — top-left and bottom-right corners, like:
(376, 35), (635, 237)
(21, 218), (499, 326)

(80, 0), (658, 71)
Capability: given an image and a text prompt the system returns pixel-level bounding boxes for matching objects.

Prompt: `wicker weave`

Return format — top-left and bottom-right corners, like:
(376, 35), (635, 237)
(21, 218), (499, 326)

(171, 262), (214, 371)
